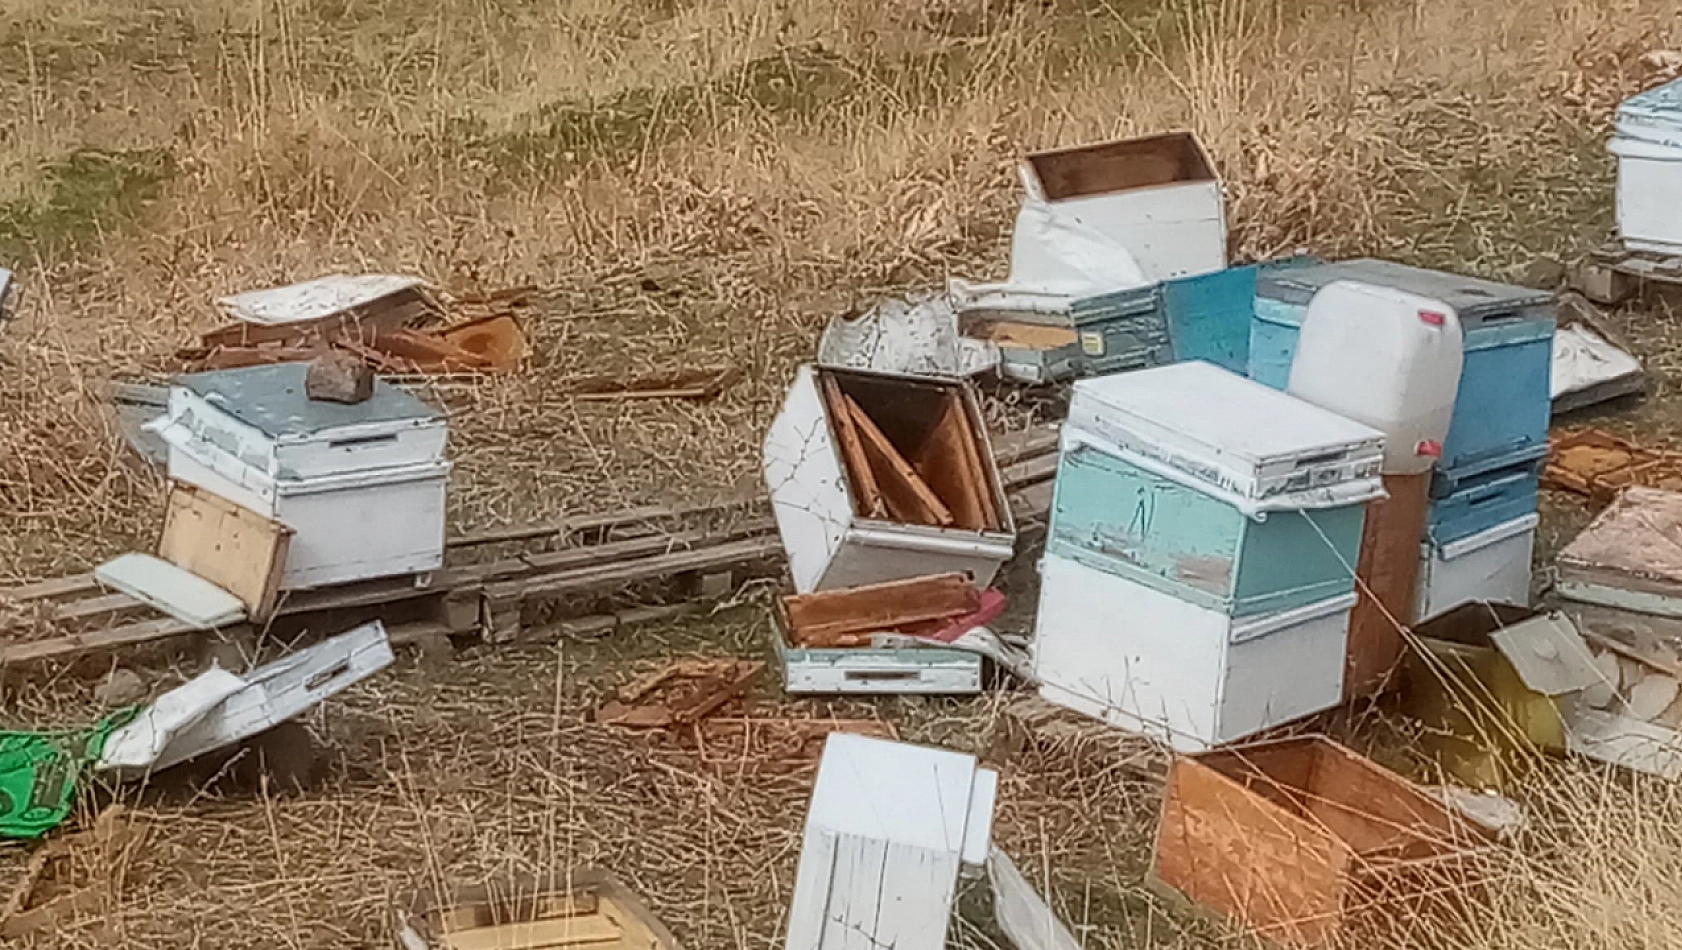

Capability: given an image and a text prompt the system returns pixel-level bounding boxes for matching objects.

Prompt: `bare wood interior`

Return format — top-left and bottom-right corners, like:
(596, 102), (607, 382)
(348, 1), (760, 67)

(1028, 132), (1215, 201)
(412, 869), (677, 950)
(157, 482), (293, 620)
(821, 370), (1005, 531)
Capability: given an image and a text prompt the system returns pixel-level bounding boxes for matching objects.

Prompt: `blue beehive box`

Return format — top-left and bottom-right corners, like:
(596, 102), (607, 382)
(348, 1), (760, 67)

(1426, 453), (1545, 549)
(1050, 364), (1386, 617)
(967, 285), (1167, 384)
(1160, 257), (1322, 376)
(1247, 260), (1556, 477)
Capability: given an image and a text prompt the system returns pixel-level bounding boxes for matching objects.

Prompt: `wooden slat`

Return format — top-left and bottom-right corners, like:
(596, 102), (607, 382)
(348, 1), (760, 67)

(843, 393), (953, 527)
(53, 592), (144, 622)
(0, 617), (199, 665)
(783, 574), (979, 645)
(1, 574), (98, 603)
(822, 375), (885, 519)
(487, 537), (782, 601)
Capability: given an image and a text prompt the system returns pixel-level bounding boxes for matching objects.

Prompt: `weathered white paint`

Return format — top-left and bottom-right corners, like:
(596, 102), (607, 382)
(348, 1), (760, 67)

(777, 623), (983, 695)
(1066, 362), (1385, 505)
(94, 553), (247, 629)
(1415, 514), (1537, 621)
(1032, 553), (1351, 753)
(784, 734), (996, 950)
(98, 621), (394, 779)
(1611, 136), (1682, 255)
(217, 274), (429, 325)
(1566, 705), (1682, 780)
(762, 365), (1016, 593)
(1552, 322), (1644, 406)
(988, 849), (1085, 950)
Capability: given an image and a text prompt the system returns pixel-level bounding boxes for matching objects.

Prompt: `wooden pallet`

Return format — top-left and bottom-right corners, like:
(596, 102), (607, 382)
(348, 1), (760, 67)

(1576, 244), (1682, 305)
(0, 426), (1060, 666)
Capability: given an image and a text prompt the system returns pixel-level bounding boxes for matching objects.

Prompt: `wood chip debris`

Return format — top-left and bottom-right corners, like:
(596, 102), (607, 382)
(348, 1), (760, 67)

(1545, 429), (1682, 502)
(593, 659), (765, 729)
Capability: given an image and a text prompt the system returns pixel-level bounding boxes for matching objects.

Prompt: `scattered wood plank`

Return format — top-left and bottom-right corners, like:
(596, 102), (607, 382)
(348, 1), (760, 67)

(782, 574), (980, 646)
(822, 375), (886, 519)
(595, 659), (764, 728)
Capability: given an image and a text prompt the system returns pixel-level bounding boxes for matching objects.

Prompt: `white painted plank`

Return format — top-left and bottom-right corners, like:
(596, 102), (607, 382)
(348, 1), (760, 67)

(93, 554), (246, 629)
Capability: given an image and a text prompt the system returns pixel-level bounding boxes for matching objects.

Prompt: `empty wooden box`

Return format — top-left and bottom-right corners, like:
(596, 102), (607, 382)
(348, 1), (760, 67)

(1151, 736), (1490, 948)
(395, 867), (682, 950)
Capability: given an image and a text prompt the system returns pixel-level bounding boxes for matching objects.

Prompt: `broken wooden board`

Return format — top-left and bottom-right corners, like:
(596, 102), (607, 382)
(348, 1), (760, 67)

(1557, 486), (1682, 617)
(435, 314), (527, 373)
(912, 389), (1000, 531)
(158, 483), (292, 621)
(594, 659), (764, 729)
(396, 867), (683, 950)
(1545, 429), (1682, 502)
(781, 573), (980, 647)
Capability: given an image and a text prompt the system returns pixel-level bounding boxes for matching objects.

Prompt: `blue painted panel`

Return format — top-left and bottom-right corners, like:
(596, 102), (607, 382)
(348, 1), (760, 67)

(1071, 287), (1172, 377)
(1232, 505), (1366, 614)
(1248, 301), (1300, 391)
(1048, 443), (1363, 615)
(1429, 444), (1545, 498)
(1427, 463), (1541, 548)
(1440, 332), (1554, 473)
(1163, 265), (1256, 375)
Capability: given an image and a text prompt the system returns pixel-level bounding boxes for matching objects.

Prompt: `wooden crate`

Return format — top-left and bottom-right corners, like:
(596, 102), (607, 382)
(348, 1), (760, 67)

(1151, 736), (1490, 947)
(395, 867), (681, 950)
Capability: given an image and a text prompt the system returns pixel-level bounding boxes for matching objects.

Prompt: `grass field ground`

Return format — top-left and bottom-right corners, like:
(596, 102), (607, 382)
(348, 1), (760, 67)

(1, 0), (1681, 947)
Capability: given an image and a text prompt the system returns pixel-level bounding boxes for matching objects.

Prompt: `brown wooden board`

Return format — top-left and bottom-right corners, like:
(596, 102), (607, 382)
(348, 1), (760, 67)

(1345, 473), (1429, 699)
(911, 391), (998, 531)
(781, 573), (980, 646)
(821, 374), (886, 519)
(400, 867), (682, 950)
(158, 482), (293, 621)
(843, 392), (954, 527)
(595, 659), (764, 729)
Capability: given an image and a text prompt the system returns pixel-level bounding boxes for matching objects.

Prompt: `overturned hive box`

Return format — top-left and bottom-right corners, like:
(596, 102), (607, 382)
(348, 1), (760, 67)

(763, 365), (1015, 593)
(395, 868), (682, 950)
(1151, 736), (1491, 948)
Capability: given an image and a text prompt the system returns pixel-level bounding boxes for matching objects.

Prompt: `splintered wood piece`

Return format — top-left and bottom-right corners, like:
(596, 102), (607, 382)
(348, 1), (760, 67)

(912, 390), (998, 531)
(782, 573), (979, 645)
(842, 393), (954, 527)
(595, 659), (764, 729)
(433, 314), (527, 373)
(821, 375), (886, 518)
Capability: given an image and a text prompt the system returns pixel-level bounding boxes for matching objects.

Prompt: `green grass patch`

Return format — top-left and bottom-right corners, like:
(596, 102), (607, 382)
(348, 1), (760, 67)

(0, 148), (176, 261)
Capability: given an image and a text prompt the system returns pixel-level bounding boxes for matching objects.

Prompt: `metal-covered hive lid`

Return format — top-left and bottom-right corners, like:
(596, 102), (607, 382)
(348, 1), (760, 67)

(1256, 259), (1554, 324)
(1616, 76), (1682, 147)
(179, 363), (441, 440)
(1066, 361), (1384, 503)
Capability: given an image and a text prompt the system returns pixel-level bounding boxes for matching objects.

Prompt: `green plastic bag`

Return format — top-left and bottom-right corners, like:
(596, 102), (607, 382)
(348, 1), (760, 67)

(0, 710), (137, 839)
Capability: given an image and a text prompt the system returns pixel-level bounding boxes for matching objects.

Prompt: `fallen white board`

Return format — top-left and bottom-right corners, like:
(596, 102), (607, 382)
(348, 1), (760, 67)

(94, 553), (246, 629)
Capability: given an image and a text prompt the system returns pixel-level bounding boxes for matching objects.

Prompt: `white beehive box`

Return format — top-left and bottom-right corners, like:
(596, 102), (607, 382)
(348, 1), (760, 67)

(1612, 77), (1682, 255)
(1416, 513), (1537, 621)
(1065, 362), (1385, 510)
(784, 733), (997, 950)
(763, 365), (1016, 593)
(150, 364), (450, 590)
(1021, 132), (1227, 282)
(1034, 552), (1354, 753)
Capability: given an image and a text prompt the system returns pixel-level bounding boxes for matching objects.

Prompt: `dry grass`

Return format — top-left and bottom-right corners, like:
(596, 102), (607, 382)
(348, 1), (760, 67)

(1, 0), (1681, 947)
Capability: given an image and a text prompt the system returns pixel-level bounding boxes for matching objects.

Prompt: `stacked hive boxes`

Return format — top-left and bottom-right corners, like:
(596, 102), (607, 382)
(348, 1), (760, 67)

(149, 363), (452, 590)
(1032, 362), (1386, 752)
(1246, 260), (1556, 619)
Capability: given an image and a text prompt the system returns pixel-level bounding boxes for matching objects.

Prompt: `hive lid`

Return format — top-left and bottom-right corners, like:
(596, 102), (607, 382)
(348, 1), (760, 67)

(1067, 362), (1384, 501)
(805, 733), (995, 862)
(1257, 259), (1554, 323)
(1487, 612), (1601, 697)
(1616, 77), (1682, 147)
(179, 363), (441, 439)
